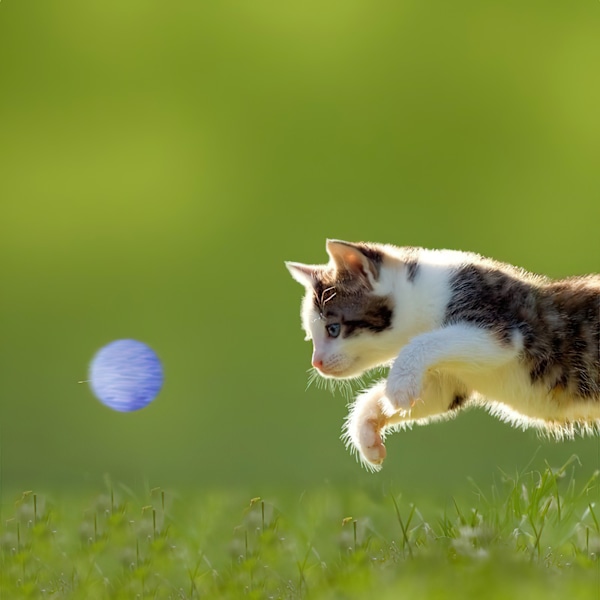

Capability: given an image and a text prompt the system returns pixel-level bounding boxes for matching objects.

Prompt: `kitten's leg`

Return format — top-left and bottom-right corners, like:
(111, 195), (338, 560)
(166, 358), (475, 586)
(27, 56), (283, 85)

(344, 375), (466, 469)
(384, 323), (521, 415)
(343, 381), (389, 470)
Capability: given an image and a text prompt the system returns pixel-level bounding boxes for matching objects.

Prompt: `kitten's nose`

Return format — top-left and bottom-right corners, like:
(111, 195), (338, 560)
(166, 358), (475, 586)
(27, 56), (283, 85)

(311, 353), (324, 370)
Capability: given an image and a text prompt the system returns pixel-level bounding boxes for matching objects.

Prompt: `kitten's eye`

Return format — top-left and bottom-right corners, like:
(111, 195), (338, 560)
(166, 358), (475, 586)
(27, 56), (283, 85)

(326, 323), (341, 338)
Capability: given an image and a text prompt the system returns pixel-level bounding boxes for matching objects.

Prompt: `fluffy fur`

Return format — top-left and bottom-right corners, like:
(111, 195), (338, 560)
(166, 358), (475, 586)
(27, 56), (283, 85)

(286, 240), (600, 471)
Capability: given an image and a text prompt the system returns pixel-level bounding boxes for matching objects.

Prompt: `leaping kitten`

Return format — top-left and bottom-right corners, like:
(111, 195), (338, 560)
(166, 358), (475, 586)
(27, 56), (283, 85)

(286, 240), (600, 471)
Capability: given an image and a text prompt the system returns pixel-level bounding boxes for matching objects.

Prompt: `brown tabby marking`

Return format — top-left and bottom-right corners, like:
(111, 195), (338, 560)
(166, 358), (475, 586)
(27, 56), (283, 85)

(312, 268), (393, 337)
(445, 264), (600, 400)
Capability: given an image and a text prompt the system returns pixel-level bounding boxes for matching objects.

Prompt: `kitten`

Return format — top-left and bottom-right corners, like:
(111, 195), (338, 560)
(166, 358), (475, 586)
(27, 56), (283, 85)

(286, 240), (600, 471)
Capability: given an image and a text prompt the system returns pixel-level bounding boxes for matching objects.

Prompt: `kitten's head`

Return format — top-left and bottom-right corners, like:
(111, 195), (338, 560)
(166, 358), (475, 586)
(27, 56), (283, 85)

(286, 239), (397, 379)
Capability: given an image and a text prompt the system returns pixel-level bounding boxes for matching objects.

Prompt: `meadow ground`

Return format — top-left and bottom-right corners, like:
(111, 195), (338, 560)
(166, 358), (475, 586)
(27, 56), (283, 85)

(1, 456), (599, 599)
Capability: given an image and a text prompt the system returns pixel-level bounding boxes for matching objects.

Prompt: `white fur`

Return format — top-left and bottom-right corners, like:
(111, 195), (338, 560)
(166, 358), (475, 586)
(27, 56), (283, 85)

(384, 324), (522, 414)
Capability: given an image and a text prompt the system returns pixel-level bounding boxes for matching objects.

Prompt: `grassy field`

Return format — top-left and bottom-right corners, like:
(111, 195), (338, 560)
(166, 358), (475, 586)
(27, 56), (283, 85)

(1, 3), (599, 598)
(1, 457), (599, 599)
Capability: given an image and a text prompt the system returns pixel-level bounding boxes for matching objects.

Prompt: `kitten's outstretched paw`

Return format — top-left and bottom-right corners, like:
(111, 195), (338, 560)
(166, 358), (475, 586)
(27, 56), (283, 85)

(383, 374), (421, 416)
(343, 383), (388, 470)
(357, 418), (387, 468)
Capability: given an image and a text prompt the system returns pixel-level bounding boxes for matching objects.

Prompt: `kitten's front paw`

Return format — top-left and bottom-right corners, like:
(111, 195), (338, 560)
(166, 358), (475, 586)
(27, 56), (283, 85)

(383, 372), (421, 416)
(343, 383), (388, 471)
(356, 418), (387, 468)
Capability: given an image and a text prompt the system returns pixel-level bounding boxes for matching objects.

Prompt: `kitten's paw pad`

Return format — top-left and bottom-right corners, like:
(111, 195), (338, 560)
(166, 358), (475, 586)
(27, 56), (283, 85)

(357, 419), (387, 467)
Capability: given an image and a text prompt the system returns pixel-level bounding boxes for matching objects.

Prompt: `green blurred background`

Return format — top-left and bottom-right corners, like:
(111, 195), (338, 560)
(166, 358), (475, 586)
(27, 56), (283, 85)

(1, 0), (599, 498)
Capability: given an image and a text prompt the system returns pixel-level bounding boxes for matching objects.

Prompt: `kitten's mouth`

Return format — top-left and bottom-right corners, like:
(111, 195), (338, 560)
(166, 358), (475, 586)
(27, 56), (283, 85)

(316, 359), (360, 379)
(317, 366), (343, 377)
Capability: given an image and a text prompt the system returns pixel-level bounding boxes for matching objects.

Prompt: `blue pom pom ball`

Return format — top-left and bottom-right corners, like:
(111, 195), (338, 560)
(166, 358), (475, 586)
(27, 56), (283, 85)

(89, 339), (163, 412)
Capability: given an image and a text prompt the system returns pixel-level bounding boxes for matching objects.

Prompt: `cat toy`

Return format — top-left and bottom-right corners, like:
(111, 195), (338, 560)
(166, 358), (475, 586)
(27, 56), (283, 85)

(88, 339), (163, 412)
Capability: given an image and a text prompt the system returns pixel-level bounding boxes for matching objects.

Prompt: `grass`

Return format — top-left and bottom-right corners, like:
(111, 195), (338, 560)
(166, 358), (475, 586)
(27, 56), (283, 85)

(1, 457), (599, 599)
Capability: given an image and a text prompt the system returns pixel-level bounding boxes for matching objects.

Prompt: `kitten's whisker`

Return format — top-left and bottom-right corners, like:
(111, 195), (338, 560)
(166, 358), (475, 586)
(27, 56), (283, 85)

(305, 368), (381, 402)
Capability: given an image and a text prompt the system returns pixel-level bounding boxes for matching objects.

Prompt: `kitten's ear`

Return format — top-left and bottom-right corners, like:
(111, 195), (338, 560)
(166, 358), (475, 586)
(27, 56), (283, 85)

(285, 262), (319, 288)
(326, 239), (380, 282)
